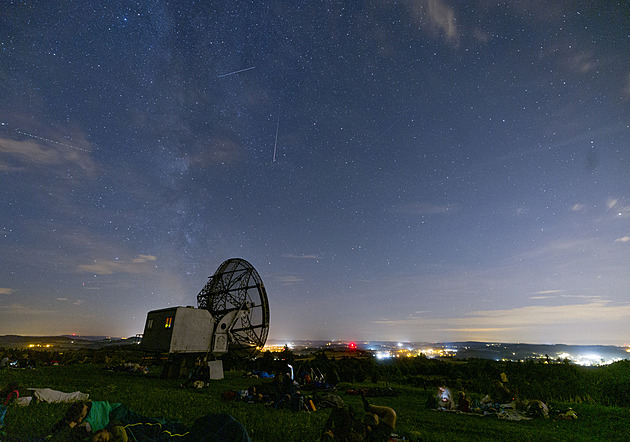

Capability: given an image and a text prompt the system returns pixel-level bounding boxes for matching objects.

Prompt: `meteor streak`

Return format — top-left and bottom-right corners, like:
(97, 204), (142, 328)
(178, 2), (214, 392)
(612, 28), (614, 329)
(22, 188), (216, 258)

(273, 116), (279, 163)
(14, 128), (91, 153)
(217, 66), (256, 78)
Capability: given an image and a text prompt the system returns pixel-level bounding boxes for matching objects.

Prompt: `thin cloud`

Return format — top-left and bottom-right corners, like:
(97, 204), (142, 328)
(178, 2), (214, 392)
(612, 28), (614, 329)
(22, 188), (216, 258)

(282, 253), (322, 260)
(615, 236), (630, 243)
(606, 198), (630, 218)
(0, 136), (95, 173)
(426, 0), (459, 44)
(440, 327), (507, 333)
(463, 301), (630, 326)
(530, 291), (604, 301)
(278, 275), (304, 284)
(560, 294), (603, 300)
(0, 159), (24, 172)
(571, 203), (584, 211)
(532, 290), (564, 295)
(77, 254), (158, 275)
(606, 198), (619, 209)
(373, 301), (630, 332)
(564, 53), (596, 73)
(408, 0), (459, 46)
(132, 254), (157, 263)
(0, 303), (60, 316)
(0, 288), (12, 295)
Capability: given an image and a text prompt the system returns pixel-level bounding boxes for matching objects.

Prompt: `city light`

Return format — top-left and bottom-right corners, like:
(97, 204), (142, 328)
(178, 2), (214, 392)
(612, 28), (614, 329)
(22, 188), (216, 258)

(256, 340), (626, 366)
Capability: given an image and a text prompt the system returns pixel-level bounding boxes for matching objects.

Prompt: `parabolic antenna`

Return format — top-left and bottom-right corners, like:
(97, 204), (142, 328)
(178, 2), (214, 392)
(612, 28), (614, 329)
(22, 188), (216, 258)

(197, 258), (270, 358)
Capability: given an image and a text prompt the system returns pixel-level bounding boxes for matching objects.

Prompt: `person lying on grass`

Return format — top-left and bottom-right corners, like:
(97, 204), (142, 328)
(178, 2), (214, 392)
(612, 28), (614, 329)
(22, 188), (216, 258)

(361, 393), (397, 441)
(47, 400), (162, 438)
(91, 413), (252, 442)
(322, 394), (397, 441)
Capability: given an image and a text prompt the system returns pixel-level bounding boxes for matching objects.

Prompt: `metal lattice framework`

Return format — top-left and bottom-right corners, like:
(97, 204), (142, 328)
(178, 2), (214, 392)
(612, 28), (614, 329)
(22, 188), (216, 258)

(197, 258), (270, 358)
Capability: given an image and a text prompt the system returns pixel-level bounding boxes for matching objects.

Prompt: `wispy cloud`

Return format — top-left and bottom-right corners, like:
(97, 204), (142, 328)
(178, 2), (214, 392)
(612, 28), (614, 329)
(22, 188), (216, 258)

(464, 301), (630, 326)
(426, 0), (459, 44)
(278, 275), (304, 285)
(374, 301), (630, 335)
(607, 197), (630, 218)
(408, 0), (459, 46)
(615, 236), (630, 243)
(0, 136), (95, 173)
(533, 290), (564, 295)
(132, 254), (157, 263)
(0, 288), (12, 295)
(564, 53), (596, 73)
(0, 303), (60, 316)
(560, 294), (603, 300)
(607, 198), (618, 209)
(571, 203), (584, 211)
(282, 253), (322, 260)
(530, 289), (563, 299)
(77, 254), (158, 275)
(55, 298), (84, 305)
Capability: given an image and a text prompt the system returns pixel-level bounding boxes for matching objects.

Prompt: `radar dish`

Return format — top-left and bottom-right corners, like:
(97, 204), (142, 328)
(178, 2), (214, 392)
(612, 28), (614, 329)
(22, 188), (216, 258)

(197, 258), (270, 358)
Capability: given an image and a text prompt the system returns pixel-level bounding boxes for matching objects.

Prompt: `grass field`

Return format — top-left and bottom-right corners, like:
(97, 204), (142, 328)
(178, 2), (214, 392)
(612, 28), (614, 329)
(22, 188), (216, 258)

(1, 364), (629, 441)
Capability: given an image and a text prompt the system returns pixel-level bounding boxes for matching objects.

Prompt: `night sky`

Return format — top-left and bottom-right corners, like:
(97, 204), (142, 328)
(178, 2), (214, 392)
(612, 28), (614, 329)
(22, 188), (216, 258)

(1, 1), (629, 345)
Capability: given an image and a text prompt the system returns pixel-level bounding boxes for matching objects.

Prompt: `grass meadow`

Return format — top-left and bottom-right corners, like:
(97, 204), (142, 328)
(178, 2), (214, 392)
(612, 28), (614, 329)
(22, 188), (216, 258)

(1, 363), (629, 441)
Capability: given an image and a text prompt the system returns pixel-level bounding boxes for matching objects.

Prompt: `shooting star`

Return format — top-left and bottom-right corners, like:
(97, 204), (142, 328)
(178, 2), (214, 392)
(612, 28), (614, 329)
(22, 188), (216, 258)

(273, 116), (279, 163)
(217, 66), (256, 78)
(14, 128), (91, 153)
(372, 118), (400, 145)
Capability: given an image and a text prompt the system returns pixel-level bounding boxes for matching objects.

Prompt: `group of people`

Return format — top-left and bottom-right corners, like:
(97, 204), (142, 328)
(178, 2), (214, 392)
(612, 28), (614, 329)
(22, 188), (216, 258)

(0, 379), (251, 441)
(426, 373), (562, 422)
(40, 371), (396, 441)
(428, 386), (473, 413)
(223, 370), (309, 411)
(427, 372), (516, 414)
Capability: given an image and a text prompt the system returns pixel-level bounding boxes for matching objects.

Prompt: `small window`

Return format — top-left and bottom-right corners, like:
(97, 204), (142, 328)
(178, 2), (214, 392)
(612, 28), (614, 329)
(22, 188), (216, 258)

(165, 317), (173, 328)
(146, 318), (153, 329)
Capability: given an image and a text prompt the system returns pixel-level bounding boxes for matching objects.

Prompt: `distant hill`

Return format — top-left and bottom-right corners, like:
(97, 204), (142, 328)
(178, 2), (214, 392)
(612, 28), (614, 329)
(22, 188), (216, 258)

(0, 335), (138, 350)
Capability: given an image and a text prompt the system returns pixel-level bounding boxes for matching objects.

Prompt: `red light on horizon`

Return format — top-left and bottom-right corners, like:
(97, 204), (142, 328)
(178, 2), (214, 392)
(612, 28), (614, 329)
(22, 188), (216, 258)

(349, 342), (357, 350)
